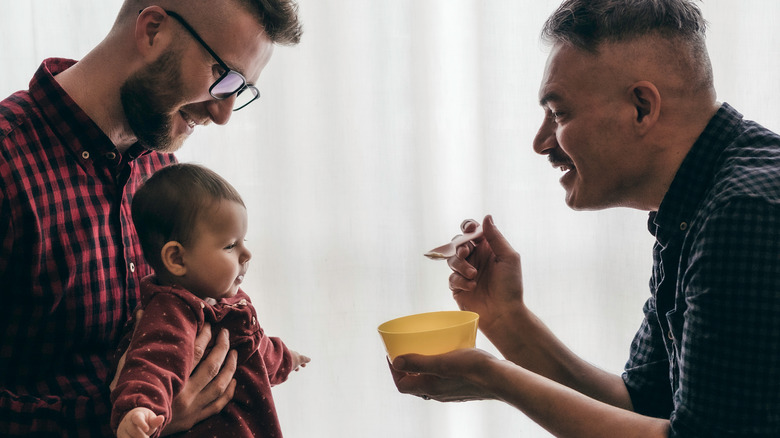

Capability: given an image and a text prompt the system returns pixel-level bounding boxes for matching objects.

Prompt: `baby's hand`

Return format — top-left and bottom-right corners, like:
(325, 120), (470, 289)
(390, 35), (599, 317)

(290, 350), (311, 371)
(117, 407), (165, 438)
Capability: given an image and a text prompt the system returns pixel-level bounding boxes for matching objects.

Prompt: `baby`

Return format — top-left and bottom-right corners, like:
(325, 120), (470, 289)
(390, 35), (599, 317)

(111, 163), (309, 437)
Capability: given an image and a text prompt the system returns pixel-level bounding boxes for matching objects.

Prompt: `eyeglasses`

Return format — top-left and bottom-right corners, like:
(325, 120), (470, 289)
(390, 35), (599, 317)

(163, 10), (260, 111)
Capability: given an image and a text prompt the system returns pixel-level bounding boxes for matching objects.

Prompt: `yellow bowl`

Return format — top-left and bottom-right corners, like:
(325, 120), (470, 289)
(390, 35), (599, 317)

(378, 310), (479, 360)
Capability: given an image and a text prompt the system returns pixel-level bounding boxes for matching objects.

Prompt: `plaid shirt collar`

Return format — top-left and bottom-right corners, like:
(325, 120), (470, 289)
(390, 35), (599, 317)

(648, 103), (743, 245)
(31, 58), (148, 163)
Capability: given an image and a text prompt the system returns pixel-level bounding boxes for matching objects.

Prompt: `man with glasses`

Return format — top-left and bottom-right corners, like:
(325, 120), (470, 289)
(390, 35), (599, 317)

(0, 1), (301, 436)
(165, 10), (261, 111)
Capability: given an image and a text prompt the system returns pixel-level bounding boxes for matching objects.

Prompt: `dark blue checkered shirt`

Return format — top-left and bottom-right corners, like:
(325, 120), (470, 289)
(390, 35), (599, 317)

(623, 103), (780, 437)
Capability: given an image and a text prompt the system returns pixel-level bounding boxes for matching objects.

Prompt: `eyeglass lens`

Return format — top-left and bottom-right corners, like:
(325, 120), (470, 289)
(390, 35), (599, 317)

(233, 86), (259, 110)
(211, 71), (258, 110)
(211, 71), (246, 98)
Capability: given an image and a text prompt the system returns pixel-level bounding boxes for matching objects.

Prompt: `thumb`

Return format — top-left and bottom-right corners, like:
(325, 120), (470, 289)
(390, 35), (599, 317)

(148, 414), (165, 432)
(392, 354), (434, 374)
(482, 215), (517, 258)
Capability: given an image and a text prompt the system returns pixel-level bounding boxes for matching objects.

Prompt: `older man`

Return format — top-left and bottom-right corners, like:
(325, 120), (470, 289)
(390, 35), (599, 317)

(391, 1), (780, 436)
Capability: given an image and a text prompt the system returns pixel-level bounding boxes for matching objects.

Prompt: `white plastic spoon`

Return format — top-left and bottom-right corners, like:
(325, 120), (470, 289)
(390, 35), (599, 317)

(423, 225), (483, 260)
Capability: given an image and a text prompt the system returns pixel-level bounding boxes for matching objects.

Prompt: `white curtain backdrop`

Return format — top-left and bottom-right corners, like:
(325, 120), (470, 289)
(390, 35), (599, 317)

(2, 1), (779, 437)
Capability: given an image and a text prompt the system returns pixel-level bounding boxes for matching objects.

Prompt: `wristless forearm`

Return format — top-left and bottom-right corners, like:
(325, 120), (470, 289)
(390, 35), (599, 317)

(481, 306), (569, 375)
(479, 359), (667, 438)
(483, 308), (633, 410)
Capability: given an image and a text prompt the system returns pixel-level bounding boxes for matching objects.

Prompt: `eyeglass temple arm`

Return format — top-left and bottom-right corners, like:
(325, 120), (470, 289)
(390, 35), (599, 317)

(139, 8), (232, 72)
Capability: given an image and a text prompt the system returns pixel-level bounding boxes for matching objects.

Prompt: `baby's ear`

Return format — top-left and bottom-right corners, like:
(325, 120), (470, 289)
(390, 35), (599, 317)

(161, 241), (187, 276)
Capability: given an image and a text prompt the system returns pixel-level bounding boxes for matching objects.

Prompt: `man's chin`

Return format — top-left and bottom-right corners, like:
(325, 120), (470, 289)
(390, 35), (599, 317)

(565, 190), (615, 211)
(564, 189), (592, 211)
(165, 134), (188, 153)
(564, 193), (583, 210)
(139, 132), (187, 154)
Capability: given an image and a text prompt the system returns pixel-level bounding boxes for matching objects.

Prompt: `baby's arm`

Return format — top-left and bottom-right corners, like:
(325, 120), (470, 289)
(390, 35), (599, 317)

(116, 407), (165, 438)
(111, 293), (201, 434)
(260, 334), (310, 385)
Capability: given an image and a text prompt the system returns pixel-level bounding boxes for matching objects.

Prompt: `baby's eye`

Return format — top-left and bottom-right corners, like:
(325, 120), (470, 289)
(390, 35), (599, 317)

(224, 242), (237, 251)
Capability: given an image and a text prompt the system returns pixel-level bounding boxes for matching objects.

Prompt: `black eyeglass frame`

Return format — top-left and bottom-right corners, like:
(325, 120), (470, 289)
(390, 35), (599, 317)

(160, 9), (260, 111)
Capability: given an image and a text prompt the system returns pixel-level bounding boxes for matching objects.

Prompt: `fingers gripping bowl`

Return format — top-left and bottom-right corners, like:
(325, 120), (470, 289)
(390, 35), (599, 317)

(378, 311), (479, 360)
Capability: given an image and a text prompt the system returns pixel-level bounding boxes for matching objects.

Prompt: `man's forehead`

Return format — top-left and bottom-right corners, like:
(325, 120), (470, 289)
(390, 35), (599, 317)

(206, 13), (273, 83)
(538, 90), (564, 107)
(537, 45), (571, 106)
(537, 43), (608, 105)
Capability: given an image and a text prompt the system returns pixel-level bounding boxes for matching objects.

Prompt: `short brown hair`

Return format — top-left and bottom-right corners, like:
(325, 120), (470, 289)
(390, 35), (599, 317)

(131, 163), (245, 269)
(238, 0), (303, 45)
(541, 0), (712, 90)
(115, 0), (302, 45)
(541, 0), (707, 53)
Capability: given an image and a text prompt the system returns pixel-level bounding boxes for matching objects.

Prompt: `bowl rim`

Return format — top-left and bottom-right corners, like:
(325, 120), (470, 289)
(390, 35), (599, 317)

(377, 310), (479, 335)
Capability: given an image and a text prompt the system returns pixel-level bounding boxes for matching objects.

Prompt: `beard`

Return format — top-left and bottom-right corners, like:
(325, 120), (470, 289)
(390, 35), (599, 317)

(120, 49), (188, 153)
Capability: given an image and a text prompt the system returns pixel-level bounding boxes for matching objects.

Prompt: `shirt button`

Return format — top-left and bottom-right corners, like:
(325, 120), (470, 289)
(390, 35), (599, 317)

(106, 152), (117, 160)
(679, 222), (688, 231)
(81, 151), (90, 159)
(129, 262), (136, 272)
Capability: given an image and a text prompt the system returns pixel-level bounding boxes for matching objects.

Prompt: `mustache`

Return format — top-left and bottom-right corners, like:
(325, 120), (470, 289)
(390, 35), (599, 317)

(547, 148), (574, 168)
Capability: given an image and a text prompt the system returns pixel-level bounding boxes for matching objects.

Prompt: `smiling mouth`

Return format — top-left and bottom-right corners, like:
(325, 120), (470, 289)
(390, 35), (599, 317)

(550, 158), (576, 174)
(548, 149), (575, 173)
(179, 111), (197, 129)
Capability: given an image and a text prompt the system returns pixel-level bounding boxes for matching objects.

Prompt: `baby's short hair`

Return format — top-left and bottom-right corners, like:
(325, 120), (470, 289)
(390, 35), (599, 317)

(132, 163), (245, 270)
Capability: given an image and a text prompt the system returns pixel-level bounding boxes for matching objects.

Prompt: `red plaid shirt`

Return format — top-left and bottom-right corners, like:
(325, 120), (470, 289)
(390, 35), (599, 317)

(0, 58), (176, 437)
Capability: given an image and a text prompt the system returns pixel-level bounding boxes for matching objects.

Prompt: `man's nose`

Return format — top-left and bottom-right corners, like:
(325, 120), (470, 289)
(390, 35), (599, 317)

(533, 116), (556, 155)
(205, 96), (235, 125)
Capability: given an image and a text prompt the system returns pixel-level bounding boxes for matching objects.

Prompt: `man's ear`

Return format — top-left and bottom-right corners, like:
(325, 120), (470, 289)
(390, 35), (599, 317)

(161, 241), (187, 277)
(630, 80), (661, 135)
(135, 6), (172, 59)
